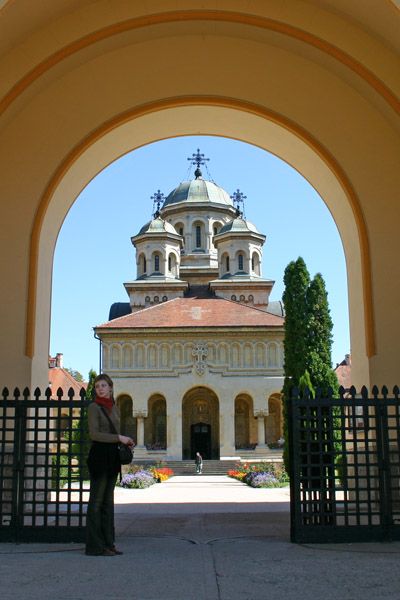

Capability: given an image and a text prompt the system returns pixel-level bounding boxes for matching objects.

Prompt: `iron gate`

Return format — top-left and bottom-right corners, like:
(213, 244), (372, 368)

(0, 387), (90, 542)
(289, 386), (400, 543)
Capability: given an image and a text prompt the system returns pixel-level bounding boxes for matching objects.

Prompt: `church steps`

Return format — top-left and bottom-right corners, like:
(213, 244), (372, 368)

(132, 455), (283, 476)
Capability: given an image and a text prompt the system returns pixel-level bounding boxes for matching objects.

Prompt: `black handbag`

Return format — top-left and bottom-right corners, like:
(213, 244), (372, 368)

(100, 407), (133, 465)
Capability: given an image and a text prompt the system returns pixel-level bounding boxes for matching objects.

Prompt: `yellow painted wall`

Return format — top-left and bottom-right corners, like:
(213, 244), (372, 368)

(0, 1), (399, 389)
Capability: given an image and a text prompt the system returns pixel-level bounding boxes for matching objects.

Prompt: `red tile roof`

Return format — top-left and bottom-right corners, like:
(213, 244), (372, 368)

(96, 297), (284, 330)
(48, 368), (87, 398)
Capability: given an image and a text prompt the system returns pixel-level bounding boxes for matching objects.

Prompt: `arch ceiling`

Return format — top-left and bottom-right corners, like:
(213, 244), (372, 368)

(0, 1), (399, 389)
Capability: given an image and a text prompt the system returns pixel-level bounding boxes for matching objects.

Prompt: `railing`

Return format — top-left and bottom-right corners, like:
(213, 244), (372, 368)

(0, 387), (89, 543)
(289, 385), (400, 543)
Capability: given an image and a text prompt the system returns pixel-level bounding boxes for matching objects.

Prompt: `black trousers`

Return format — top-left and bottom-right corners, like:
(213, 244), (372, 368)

(86, 471), (118, 554)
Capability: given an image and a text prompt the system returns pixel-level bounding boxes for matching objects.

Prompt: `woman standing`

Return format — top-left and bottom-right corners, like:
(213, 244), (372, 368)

(85, 374), (134, 556)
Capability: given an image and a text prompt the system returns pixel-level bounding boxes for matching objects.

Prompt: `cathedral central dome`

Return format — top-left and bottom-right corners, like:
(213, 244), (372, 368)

(162, 175), (234, 209)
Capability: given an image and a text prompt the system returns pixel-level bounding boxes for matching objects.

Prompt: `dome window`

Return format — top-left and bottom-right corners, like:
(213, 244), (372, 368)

(226, 256), (230, 272)
(196, 225), (201, 248)
(143, 256), (147, 274)
(238, 254), (244, 271)
(231, 294), (237, 301)
(154, 255), (160, 272)
(168, 255), (172, 271)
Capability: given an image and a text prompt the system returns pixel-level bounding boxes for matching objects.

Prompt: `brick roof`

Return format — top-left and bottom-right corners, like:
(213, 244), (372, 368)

(96, 297), (284, 330)
(48, 368), (87, 398)
(334, 359), (352, 390)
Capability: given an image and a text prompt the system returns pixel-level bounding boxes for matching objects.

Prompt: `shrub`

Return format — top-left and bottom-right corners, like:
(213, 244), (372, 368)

(245, 472), (279, 488)
(51, 453), (71, 488)
(227, 461), (289, 487)
(120, 470), (155, 489)
(150, 467), (174, 482)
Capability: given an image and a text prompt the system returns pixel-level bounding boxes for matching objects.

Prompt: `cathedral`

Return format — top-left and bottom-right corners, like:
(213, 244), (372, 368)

(95, 151), (284, 461)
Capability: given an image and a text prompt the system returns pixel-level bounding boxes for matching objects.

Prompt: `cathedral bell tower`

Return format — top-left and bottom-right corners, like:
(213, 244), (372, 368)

(125, 190), (188, 312)
(210, 189), (274, 309)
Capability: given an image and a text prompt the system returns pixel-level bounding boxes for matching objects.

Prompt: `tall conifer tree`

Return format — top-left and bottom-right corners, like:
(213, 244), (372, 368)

(282, 257), (310, 469)
(282, 259), (338, 471)
(306, 273), (338, 395)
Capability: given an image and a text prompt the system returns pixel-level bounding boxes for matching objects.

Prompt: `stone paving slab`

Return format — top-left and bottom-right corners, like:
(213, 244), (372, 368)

(1, 476), (400, 600)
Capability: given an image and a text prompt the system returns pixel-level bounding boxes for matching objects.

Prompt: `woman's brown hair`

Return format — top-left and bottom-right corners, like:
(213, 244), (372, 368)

(93, 373), (113, 389)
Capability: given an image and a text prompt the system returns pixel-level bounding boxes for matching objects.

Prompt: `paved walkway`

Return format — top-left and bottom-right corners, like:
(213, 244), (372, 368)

(1, 476), (400, 600)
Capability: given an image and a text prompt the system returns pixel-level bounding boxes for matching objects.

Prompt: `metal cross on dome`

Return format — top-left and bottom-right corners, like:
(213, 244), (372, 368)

(230, 188), (247, 216)
(151, 189), (165, 216)
(187, 149), (210, 178)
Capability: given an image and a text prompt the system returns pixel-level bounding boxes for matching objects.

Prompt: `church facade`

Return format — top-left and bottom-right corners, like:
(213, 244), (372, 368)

(95, 152), (284, 460)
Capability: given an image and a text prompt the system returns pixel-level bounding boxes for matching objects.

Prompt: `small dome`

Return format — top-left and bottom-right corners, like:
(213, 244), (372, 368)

(162, 177), (234, 209)
(217, 216), (260, 235)
(137, 216), (179, 236)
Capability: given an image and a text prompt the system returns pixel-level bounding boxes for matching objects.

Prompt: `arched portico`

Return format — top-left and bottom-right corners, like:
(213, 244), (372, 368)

(116, 394), (136, 440)
(0, 2), (399, 389)
(266, 394), (283, 446)
(182, 387), (220, 459)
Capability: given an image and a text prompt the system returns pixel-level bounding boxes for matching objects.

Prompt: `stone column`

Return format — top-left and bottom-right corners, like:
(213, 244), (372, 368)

(206, 231), (212, 252)
(219, 392), (235, 458)
(247, 255), (252, 275)
(166, 395), (182, 460)
(255, 409), (268, 448)
(137, 417), (145, 447)
(133, 410), (147, 458)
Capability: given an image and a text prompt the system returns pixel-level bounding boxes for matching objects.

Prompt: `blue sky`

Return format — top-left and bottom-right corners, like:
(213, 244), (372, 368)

(50, 136), (350, 378)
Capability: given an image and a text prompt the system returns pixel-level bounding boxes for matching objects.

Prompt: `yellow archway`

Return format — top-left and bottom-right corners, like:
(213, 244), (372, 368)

(0, 2), (398, 389)
(29, 101), (370, 387)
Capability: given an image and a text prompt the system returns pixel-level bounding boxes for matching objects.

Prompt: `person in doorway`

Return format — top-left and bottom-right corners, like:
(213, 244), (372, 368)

(195, 451), (203, 474)
(85, 373), (134, 556)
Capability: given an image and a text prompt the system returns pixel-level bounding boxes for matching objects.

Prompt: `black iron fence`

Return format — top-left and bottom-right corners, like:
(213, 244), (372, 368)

(289, 385), (400, 543)
(0, 387), (89, 543)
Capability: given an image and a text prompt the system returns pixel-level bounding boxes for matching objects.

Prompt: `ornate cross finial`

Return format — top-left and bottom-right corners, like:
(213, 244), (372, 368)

(230, 189), (247, 216)
(151, 189), (165, 217)
(187, 148), (210, 178)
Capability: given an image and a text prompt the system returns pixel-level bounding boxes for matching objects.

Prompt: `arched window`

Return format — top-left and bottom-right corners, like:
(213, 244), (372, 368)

(238, 254), (244, 270)
(196, 225), (201, 248)
(226, 256), (230, 271)
(179, 227), (184, 236)
(251, 255), (254, 271)
(143, 255), (147, 274)
(154, 254), (160, 272)
(168, 255), (172, 271)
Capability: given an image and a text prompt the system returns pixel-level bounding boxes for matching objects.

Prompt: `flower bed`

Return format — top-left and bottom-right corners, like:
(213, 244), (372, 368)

(119, 464), (174, 489)
(227, 462), (289, 488)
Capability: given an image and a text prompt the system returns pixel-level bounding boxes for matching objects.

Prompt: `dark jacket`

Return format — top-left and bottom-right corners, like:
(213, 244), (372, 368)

(87, 403), (121, 477)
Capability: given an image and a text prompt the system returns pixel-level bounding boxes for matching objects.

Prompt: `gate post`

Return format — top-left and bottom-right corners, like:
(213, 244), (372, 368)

(374, 386), (393, 540)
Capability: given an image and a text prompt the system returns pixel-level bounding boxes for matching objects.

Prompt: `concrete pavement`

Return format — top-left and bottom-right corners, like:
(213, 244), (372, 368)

(1, 476), (400, 600)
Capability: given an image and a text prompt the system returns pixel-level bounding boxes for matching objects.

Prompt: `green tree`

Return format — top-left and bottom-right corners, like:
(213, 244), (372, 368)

(64, 367), (84, 382)
(282, 259), (339, 472)
(282, 258), (310, 469)
(282, 257), (310, 386)
(70, 368), (97, 479)
(306, 273), (339, 395)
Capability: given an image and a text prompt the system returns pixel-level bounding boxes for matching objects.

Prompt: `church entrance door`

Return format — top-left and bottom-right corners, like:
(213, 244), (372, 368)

(191, 423), (211, 459)
(182, 387), (220, 460)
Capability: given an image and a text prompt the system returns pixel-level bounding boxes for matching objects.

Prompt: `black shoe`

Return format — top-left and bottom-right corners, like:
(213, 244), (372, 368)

(109, 546), (123, 555)
(86, 548), (115, 556)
